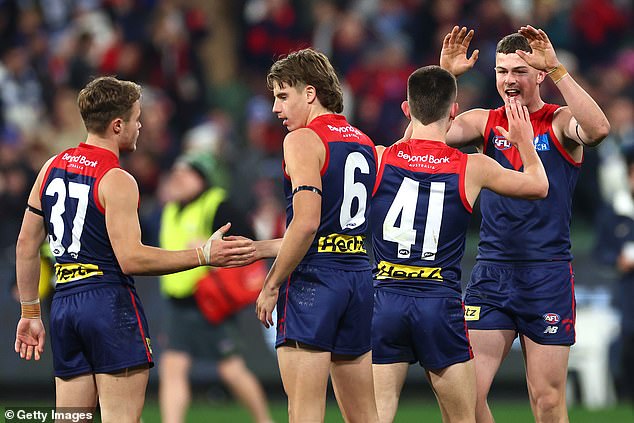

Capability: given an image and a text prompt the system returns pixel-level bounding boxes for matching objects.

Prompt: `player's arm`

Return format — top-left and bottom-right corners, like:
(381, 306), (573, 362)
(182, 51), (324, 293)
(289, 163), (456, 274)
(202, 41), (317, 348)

(447, 108), (488, 148)
(101, 169), (255, 275)
(256, 128), (324, 327)
(516, 25), (610, 147)
(465, 99), (548, 204)
(14, 157), (54, 361)
(249, 238), (283, 260)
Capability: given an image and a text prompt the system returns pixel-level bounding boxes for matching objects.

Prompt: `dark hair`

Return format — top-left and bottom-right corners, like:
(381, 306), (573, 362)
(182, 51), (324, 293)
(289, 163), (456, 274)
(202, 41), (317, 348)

(267, 48), (344, 113)
(496, 33), (532, 54)
(77, 76), (142, 135)
(407, 66), (457, 125)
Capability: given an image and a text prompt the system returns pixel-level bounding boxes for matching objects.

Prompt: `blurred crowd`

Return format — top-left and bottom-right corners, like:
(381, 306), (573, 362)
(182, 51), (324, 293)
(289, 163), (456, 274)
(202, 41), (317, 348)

(0, 0), (632, 264)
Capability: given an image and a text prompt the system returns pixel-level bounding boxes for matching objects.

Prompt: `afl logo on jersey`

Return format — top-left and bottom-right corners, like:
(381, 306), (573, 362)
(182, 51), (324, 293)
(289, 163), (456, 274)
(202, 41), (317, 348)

(543, 313), (560, 324)
(493, 135), (512, 150)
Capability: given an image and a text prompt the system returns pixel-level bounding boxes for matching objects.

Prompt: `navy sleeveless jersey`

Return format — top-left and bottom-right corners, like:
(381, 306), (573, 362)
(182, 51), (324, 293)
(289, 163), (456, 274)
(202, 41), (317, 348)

(40, 143), (134, 290)
(371, 139), (472, 297)
(478, 104), (581, 261)
(283, 114), (377, 270)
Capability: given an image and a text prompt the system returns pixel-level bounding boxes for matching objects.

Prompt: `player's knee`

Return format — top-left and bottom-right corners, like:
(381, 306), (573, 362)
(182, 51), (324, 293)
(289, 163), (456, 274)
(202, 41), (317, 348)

(531, 388), (564, 415)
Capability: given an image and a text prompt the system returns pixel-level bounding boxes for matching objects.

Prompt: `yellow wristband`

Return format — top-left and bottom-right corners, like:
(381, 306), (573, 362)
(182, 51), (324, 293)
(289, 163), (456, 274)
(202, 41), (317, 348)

(548, 64), (568, 84)
(21, 299), (41, 319)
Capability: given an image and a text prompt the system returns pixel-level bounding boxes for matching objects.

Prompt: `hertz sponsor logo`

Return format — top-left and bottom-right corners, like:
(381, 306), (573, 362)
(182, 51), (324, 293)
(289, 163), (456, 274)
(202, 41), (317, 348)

(55, 263), (103, 283)
(317, 234), (366, 254)
(375, 261), (443, 280)
(464, 305), (481, 321)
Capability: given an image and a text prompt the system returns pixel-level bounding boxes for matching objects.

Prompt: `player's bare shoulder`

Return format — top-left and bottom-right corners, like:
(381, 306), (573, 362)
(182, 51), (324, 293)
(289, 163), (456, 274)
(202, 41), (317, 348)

(283, 127), (326, 167)
(99, 167), (139, 206)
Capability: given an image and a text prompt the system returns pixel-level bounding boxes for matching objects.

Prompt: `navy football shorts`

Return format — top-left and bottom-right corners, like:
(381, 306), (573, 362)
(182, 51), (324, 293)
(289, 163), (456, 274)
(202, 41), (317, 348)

(464, 260), (576, 346)
(372, 289), (473, 370)
(275, 264), (373, 356)
(50, 284), (154, 378)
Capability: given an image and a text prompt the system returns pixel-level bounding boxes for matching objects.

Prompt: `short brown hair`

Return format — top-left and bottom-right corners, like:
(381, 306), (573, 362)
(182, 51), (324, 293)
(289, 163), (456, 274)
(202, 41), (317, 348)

(407, 66), (457, 125)
(496, 33), (532, 54)
(77, 76), (142, 135)
(267, 48), (344, 113)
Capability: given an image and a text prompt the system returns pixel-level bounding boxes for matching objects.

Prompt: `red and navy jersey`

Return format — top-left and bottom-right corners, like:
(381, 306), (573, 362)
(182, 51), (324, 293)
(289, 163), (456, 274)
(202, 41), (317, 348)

(478, 104), (581, 261)
(40, 143), (134, 290)
(283, 114), (377, 270)
(371, 139), (471, 297)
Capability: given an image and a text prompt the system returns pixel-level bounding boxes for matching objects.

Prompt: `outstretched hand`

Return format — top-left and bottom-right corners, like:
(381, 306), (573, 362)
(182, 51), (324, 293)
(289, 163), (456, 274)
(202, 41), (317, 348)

(440, 26), (479, 77)
(516, 25), (560, 72)
(496, 97), (534, 148)
(15, 318), (45, 361)
(202, 222), (256, 267)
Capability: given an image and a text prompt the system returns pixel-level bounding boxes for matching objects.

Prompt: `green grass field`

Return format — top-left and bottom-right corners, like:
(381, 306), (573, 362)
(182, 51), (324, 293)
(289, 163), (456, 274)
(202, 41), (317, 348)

(139, 399), (634, 422)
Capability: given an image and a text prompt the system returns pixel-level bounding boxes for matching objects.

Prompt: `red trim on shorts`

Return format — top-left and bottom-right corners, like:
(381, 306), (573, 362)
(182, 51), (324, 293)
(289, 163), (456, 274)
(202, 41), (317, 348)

(569, 263), (576, 344)
(281, 274), (292, 339)
(127, 287), (152, 363)
(461, 301), (474, 359)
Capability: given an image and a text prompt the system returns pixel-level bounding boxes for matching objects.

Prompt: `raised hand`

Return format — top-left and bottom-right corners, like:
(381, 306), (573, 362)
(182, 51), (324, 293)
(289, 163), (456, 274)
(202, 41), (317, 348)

(201, 222), (256, 267)
(516, 25), (560, 72)
(496, 97), (534, 148)
(15, 318), (45, 361)
(440, 26), (479, 77)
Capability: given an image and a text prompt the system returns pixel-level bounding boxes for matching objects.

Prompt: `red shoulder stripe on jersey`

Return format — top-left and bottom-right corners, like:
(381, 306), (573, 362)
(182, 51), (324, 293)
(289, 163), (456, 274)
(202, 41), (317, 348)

(282, 159), (290, 181)
(39, 154), (62, 200)
(93, 167), (115, 215)
(371, 143), (378, 194)
(320, 133), (331, 177)
(458, 154), (472, 213)
(372, 145), (391, 197)
(482, 107), (503, 155)
(548, 126), (583, 168)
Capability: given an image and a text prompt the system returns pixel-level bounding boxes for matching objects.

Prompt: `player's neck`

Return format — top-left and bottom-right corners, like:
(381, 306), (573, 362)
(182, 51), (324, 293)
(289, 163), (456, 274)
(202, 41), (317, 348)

(306, 105), (336, 125)
(526, 97), (546, 114)
(84, 134), (120, 157)
(410, 120), (448, 144)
